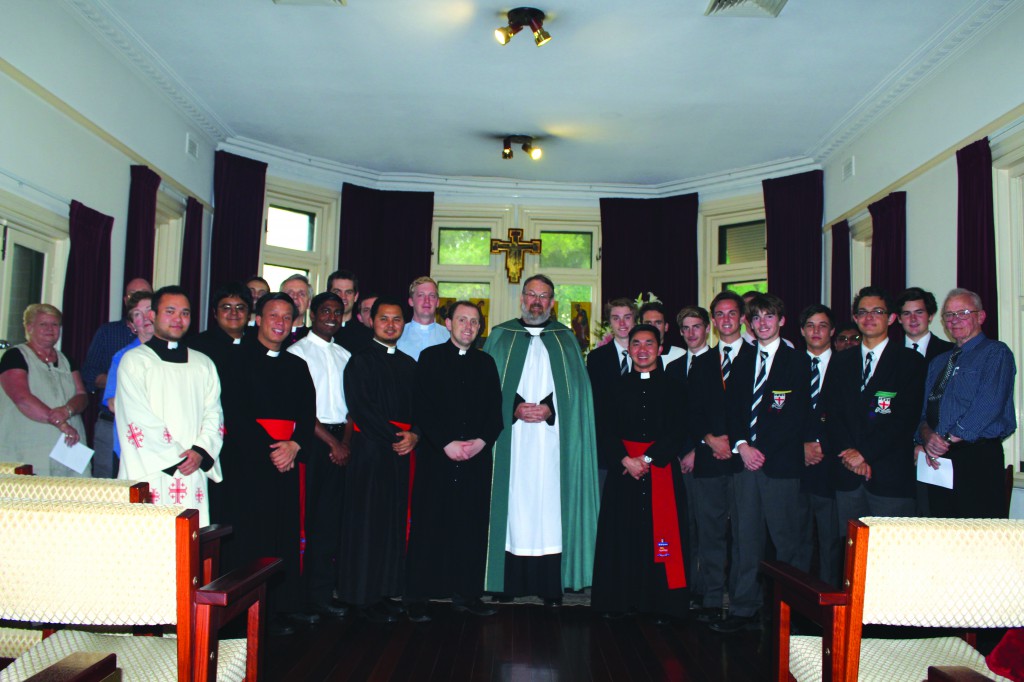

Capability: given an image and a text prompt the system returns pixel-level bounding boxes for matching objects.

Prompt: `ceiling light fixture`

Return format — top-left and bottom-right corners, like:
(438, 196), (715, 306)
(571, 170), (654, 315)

(495, 7), (551, 47)
(500, 135), (543, 161)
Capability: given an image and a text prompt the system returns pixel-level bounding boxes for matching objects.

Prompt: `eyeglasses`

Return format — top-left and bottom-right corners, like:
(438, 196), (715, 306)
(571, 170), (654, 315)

(836, 334), (861, 343)
(854, 308), (887, 318)
(523, 291), (552, 300)
(942, 309), (979, 321)
(218, 304), (249, 313)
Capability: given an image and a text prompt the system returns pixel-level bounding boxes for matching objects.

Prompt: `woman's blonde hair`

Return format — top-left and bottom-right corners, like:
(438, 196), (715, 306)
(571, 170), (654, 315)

(23, 303), (62, 328)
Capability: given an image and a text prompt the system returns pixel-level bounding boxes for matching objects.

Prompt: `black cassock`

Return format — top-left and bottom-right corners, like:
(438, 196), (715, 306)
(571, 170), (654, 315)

(405, 341), (503, 602)
(218, 339), (316, 614)
(337, 341), (418, 607)
(591, 368), (691, 618)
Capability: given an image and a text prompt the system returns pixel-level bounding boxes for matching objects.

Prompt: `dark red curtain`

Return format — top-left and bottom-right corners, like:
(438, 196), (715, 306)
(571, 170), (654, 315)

(598, 193), (699, 348)
(956, 137), (998, 339)
(763, 170), (824, 343)
(209, 151), (267, 309)
(122, 165), (161, 284)
(830, 219), (852, 325)
(338, 183), (434, 299)
(869, 192), (907, 299)
(62, 201), (113, 367)
(180, 197), (204, 331)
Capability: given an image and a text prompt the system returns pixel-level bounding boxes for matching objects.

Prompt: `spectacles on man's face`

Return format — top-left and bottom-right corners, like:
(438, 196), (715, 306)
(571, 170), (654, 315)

(854, 308), (887, 319)
(837, 334), (861, 343)
(942, 309), (979, 321)
(523, 291), (552, 301)
(218, 304), (249, 314)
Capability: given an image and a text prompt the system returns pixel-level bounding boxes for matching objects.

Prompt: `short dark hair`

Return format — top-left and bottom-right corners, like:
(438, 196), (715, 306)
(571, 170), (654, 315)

(895, 287), (938, 316)
(676, 305), (709, 328)
(604, 297), (638, 319)
(152, 285), (190, 312)
(522, 274), (554, 293)
(327, 269), (359, 293)
(628, 323), (661, 346)
(255, 292), (298, 318)
(246, 275), (270, 289)
(446, 300), (483, 323)
(710, 290), (745, 316)
(310, 292), (343, 316)
(745, 292), (785, 320)
(370, 296), (405, 321)
(852, 286), (892, 314)
(210, 281), (253, 313)
(639, 301), (667, 321)
(799, 303), (834, 328)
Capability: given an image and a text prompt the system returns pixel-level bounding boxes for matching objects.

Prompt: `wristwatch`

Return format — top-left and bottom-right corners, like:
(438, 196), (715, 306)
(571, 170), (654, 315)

(643, 455), (653, 464)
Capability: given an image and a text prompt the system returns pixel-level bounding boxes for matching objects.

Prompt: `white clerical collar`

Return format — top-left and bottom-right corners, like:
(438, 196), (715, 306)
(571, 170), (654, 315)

(525, 326), (543, 337)
(373, 338), (397, 354)
(266, 349), (280, 357)
(232, 337), (241, 345)
(167, 341), (178, 349)
(639, 371), (651, 380)
(459, 349), (467, 355)
(291, 326), (299, 333)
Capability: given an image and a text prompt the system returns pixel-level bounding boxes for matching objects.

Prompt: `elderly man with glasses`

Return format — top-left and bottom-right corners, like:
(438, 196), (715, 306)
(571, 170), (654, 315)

(916, 288), (1016, 518)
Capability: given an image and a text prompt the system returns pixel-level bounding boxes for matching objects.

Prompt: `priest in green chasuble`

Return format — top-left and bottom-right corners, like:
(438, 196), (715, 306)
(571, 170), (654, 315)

(482, 274), (600, 604)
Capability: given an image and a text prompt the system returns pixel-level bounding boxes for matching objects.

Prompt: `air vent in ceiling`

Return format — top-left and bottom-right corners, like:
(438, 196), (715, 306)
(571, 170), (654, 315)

(842, 156), (856, 181)
(272, 0), (346, 6)
(704, 0), (787, 18)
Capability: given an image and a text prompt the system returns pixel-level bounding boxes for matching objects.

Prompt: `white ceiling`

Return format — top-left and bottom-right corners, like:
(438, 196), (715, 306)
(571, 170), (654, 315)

(69, 0), (1010, 186)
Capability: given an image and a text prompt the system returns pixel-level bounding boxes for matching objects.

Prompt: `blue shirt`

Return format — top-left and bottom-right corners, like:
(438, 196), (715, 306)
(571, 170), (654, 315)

(81, 320), (135, 395)
(920, 333), (1016, 442)
(101, 337), (141, 457)
(396, 322), (449, 361)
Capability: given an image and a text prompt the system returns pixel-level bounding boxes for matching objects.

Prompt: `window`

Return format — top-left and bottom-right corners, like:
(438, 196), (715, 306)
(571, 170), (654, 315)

(257, 177), (340, 314)
(430, 205), (600, 343)
(0, 188), (68, 347)
(152, 190), (187, 290)
(700, 195), (767, 306)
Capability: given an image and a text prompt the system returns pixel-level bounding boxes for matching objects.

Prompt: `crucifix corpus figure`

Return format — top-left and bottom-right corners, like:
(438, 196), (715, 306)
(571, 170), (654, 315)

(491, 228), (542, 284)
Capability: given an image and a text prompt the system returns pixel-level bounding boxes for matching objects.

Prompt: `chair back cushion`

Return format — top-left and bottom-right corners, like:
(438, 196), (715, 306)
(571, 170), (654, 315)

(0, 463), (29, 475)
(861, 517), (1024, 628)
(0, 474), (143, 503)
(0, 499), (184, 626)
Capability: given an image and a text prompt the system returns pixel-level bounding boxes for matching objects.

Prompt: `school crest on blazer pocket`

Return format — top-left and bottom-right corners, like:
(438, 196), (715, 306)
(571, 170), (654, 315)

(874, 391), (896, 414)
(771, 390), (790, 410)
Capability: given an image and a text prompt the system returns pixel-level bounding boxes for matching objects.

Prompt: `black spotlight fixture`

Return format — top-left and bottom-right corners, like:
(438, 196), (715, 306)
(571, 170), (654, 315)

(500, 135), (543, 161)
(495, 7), (551, 47)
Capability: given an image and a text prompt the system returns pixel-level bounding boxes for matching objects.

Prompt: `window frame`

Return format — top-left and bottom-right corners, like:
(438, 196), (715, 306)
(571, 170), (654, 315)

(699, 194), (767, 307)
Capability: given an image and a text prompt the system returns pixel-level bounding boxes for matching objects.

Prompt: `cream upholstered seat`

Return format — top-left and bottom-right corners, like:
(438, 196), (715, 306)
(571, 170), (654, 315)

(0, 474), (149, 503)
(0, 463), (32, 475)
(763, 517), (1024, 682)
(0, 499), (281, 682)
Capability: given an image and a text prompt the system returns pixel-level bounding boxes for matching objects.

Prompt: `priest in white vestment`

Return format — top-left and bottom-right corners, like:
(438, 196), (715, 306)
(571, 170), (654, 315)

(116, 286), (223, 526)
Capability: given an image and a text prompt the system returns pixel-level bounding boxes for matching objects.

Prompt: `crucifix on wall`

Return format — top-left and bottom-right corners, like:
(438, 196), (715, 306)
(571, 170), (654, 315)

(491, 228), (542, 284)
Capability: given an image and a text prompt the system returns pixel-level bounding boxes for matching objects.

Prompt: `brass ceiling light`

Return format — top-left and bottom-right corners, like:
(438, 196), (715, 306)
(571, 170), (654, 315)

(495, 8), (551, 47)
(500, 135), (543, 161)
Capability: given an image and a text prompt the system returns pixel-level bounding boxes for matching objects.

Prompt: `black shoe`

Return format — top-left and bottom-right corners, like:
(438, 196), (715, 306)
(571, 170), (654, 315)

(361, 602), (398, 624)
(491, 594), (515, 603)
(312, 600), (349, 619)
(382, 597), (406, 615)
(286, 611), (321, 625)
(708, 614), (761, 634)
(694, 607), (725, 624)
(543, 597), (562, 608)
(453, 598), (497, 617)
(600, 611), (627, 620)
(268, 617), (296, 637)
(652, 615), (672, 626)
(406, 602), (432, 623)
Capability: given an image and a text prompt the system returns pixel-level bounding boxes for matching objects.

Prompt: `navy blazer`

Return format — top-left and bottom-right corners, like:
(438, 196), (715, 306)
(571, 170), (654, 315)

(587, 341), (628, 470)
(801, 352), (836, 497)
(820, 340), (926, 499)
(726, 342), (811, 479)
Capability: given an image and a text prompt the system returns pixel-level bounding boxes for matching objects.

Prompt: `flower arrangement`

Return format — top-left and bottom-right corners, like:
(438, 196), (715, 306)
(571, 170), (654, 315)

(592, 291), (661, 349)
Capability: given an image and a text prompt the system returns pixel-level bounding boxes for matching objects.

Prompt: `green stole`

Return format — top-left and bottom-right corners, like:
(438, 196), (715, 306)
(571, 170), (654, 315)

(482, 319), (600, 591)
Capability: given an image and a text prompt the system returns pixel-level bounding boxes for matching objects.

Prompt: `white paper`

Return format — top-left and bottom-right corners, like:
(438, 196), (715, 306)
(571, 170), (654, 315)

(916, 452), (954, 489)
(49, 435), (94, 475)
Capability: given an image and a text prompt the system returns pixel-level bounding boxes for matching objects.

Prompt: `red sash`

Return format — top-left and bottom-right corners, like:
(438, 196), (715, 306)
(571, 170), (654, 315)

(256, 419), (306, 571)
(622, 439), (687, 589)
(353, 420), (415, 545)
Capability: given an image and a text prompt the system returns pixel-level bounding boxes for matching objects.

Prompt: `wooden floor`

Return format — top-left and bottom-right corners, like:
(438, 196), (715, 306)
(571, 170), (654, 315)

(264, 603), (772, 681)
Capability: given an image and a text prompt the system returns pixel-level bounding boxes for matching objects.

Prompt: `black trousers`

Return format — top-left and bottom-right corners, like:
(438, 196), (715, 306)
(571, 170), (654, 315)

(929, 439), (1007, 519)
(306, 423), (347, 604)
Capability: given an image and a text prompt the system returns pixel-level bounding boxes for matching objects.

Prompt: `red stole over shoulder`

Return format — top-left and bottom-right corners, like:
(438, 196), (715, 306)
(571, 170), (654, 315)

(622, 439), (686, 589)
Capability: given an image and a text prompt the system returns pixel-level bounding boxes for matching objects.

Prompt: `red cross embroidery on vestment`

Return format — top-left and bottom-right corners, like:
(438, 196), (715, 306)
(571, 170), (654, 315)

(126, 423), (144, 449)
(162, 428), (173, 444)
(169, 478), (188, 504)
(195, 487), (204, 503)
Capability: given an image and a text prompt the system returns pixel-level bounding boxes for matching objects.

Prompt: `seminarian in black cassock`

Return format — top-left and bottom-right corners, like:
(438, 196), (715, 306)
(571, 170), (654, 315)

(217, 294), (317, 628)
(404, 302), (504, 620)
(336, 298), (419, 623)
(591, 325), (692, 621)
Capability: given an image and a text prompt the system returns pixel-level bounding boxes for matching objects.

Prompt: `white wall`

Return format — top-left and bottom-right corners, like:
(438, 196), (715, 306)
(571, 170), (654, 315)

(0, 1), (216, 318)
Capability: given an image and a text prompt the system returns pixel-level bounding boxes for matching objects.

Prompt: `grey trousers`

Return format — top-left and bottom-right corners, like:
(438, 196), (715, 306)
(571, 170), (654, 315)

(835, 485), (915, 538)
(91, 417), (118, 479)
(692, 475), (731, 609)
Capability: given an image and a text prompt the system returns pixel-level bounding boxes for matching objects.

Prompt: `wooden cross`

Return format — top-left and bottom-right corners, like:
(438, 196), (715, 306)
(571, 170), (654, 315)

(491, 228), (542, 284)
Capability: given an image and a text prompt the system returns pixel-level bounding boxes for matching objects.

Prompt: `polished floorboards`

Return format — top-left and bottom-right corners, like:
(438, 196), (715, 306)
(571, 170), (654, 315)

(265, 603), (772, 682)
